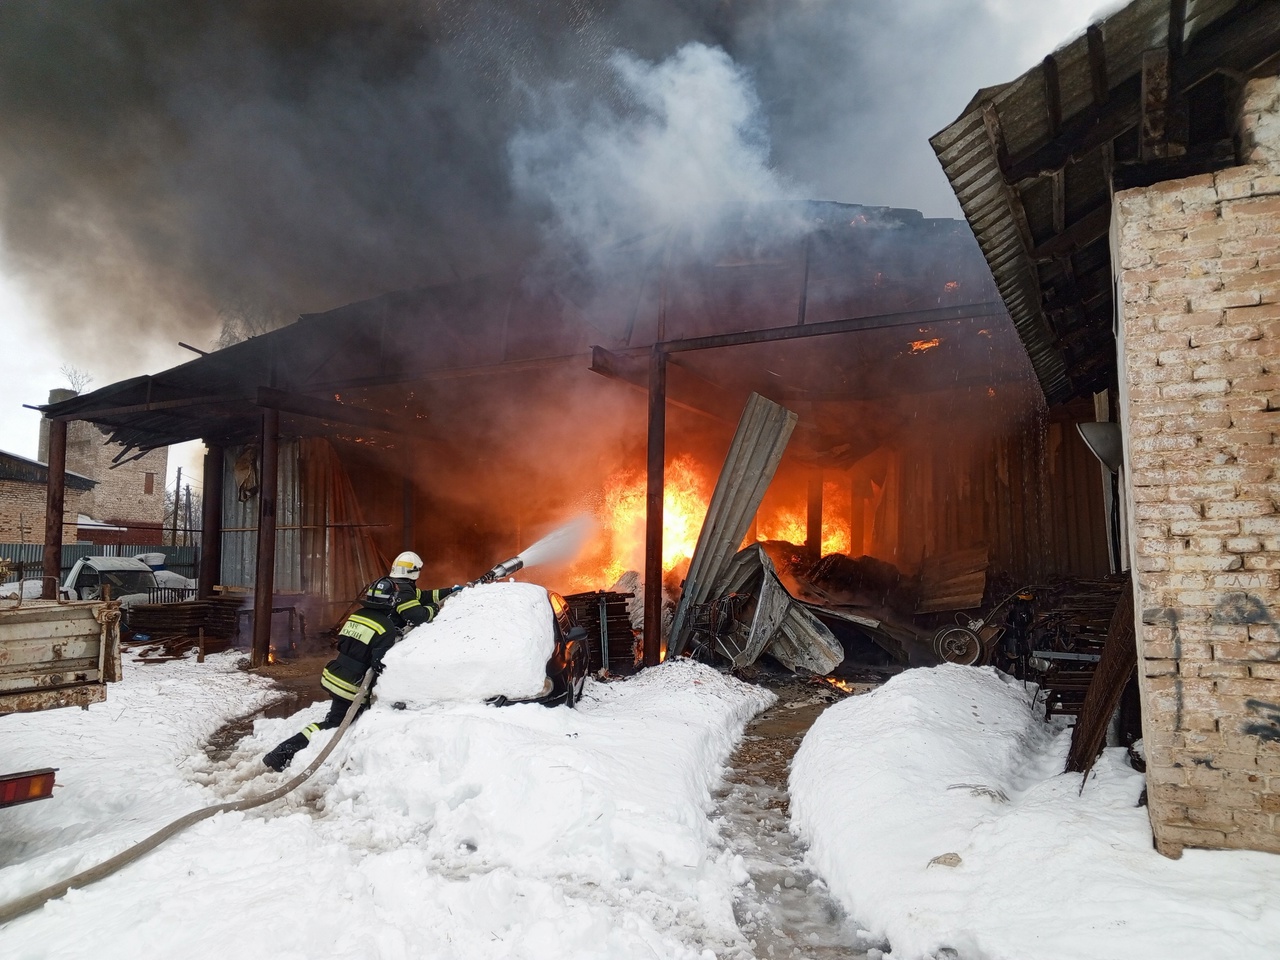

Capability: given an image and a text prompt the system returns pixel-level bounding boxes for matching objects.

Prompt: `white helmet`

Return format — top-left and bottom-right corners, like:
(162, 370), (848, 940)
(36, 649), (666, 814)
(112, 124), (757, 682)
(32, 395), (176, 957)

(390, 551), (423, 580)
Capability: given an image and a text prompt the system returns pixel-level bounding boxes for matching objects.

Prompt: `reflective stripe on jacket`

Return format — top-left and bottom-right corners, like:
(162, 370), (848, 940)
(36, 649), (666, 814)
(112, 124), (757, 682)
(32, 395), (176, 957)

(321, 606), (399, 701)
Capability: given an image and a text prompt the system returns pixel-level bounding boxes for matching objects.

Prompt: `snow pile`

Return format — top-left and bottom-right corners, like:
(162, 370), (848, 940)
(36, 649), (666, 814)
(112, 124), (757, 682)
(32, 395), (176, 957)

(791, 664), (1280, 960)
(153, 570), (194, 589)
(3, 610), (773, 958)
(376, 581), (556, 704)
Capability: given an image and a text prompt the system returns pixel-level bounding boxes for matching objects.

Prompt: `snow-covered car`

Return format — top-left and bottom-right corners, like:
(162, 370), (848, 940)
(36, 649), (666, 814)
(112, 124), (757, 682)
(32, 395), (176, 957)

(489, 591), (589, 708)
(376, 582), (589, 710)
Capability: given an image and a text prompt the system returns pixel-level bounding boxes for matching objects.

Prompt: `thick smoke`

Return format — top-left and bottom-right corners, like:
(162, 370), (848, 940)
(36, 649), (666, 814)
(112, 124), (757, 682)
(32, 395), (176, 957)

(0, 0), (1103, 363)
(510, 42), (799, 273)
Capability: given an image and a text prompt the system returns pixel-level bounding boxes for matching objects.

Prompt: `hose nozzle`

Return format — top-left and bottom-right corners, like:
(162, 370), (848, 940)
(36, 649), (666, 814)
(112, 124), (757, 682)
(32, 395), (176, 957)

(467, 556), (524, 588)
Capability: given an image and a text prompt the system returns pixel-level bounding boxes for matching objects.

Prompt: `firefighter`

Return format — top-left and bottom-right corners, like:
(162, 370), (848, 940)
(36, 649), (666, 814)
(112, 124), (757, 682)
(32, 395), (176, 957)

(387, 550), (462, 629)
(262, 577), (402, 772)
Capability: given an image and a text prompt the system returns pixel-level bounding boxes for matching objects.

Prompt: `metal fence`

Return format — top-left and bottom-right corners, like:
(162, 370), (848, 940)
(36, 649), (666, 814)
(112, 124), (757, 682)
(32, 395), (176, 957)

(0, 543), (200, 584)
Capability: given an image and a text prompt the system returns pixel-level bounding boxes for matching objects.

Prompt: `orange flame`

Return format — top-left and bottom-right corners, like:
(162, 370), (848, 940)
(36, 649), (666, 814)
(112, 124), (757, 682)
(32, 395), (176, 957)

(909, 338), (941, 354)
(755, 480), (851, 557)
(568, 455), (712, 591)
(822, 677), (857, 694)
(944, 280), (960, 291)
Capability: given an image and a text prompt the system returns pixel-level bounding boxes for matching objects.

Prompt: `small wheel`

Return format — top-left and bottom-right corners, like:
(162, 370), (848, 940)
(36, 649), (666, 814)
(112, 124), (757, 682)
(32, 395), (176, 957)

(934, 626), (982, 666)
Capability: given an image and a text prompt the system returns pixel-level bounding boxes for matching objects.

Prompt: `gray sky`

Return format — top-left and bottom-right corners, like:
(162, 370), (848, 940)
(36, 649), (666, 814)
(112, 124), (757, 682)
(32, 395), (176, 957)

(0, 0), (1111, 484)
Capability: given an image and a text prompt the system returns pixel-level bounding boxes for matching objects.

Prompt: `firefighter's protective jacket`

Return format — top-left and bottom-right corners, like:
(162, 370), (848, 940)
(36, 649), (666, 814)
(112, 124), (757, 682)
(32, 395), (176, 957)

(321, 605), (401, 701)
(390, 581), (458, 629)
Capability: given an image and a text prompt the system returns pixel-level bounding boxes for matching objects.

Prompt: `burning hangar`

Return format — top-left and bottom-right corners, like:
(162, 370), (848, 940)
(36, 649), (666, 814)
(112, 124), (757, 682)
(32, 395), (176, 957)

(31, 0), (1280, 861)
(36, 200), (1109, 675)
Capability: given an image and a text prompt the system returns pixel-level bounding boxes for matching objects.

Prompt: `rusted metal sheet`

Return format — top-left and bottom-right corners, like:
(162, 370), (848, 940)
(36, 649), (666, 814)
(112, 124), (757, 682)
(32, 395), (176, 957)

(668, 393), (797, 658)
(0, 599), (120, 713)
(0, 685), (106, 714)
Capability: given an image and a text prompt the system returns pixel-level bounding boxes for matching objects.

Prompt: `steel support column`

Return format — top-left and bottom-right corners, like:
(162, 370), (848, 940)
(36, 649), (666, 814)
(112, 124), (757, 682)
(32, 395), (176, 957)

(41, 419), (67, 600)
(806, 468), (824, 563)
(643, 346), (667, 667)
(252, 409), (279, 668)
(199, 444), (224, 599)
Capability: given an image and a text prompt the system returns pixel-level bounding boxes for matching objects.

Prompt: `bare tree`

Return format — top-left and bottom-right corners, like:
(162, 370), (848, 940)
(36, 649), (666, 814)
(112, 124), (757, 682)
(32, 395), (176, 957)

(216, 297), (292, 349)
(59, 364), (93, 392)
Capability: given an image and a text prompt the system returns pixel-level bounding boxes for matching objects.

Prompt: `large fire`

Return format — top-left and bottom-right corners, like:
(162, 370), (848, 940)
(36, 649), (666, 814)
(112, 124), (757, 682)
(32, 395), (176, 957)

(567, 454), (712, 591)
(754, 479), (852, 556)
(567, 460), (857, 592)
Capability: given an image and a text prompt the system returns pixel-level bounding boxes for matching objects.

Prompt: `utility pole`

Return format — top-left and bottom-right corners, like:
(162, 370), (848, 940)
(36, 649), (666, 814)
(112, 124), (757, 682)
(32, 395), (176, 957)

(183, 483), (192, 547)
(170, 467), (181, 547)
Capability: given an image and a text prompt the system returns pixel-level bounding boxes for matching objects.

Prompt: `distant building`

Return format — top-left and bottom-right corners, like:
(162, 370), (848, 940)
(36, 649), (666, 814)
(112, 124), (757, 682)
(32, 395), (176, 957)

(38, 388), (169, 545)
(0, 449), (93, 543)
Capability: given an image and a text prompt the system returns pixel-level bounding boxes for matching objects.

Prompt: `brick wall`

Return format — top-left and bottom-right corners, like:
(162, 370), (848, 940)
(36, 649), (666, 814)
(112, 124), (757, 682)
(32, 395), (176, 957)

(0, 479), (84, 543)
(1115, 75), (1280, 857)
(40, 393), (168, 528)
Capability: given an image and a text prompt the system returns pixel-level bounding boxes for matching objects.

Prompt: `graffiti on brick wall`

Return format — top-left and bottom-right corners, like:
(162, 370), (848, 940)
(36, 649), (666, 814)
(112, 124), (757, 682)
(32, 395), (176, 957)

(1215, 593), (1277, 744)
(1243, 700), (1280, 743)
(1142, 593), (1279, 740)
(1212, 593), (1278, 631)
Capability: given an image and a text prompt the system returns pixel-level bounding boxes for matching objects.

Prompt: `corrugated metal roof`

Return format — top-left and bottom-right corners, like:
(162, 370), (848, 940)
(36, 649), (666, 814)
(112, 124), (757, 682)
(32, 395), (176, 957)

(0, 449), (97, 491)
(931, 0), (1279, 404)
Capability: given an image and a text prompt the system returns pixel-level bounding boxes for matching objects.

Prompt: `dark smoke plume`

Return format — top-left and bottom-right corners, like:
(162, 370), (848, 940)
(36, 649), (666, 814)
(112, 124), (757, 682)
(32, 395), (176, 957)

(0, 1), (1091, 359)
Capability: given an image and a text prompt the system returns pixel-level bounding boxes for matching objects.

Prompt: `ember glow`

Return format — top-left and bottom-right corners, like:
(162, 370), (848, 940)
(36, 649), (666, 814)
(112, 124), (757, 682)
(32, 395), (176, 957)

(908, 337), (941, 354)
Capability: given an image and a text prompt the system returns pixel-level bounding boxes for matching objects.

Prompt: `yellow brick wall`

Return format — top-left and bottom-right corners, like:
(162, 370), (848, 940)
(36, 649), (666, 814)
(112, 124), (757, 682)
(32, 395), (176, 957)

(1115, 75), (1280, 857)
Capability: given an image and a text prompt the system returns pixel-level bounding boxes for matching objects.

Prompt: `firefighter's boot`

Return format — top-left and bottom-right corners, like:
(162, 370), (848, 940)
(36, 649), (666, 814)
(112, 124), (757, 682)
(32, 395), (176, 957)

(263, 733), (309, 772)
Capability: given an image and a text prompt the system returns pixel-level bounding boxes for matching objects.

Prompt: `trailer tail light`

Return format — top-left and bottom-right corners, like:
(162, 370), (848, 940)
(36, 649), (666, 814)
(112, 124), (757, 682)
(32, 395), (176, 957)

(0, 768), (57, 808)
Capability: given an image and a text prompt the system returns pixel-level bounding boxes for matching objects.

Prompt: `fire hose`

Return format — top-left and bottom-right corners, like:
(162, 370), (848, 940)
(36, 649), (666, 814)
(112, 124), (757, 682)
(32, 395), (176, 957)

(0, 669), (374, 927)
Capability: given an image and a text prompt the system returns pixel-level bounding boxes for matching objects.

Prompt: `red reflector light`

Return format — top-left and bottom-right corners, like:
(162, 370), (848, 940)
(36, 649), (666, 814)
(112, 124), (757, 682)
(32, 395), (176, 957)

(0, 768), (57, 808)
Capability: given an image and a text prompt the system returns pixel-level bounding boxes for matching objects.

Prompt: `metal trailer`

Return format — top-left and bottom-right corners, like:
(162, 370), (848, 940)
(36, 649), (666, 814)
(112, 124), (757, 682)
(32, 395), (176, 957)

(0, 598), (122, 806)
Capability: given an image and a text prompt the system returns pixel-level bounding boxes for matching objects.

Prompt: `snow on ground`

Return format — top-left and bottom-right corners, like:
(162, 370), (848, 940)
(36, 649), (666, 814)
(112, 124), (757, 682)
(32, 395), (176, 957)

(0, 652), (278, 892)
(2, 583), (773, 960)
(791, 664), (1280, 960)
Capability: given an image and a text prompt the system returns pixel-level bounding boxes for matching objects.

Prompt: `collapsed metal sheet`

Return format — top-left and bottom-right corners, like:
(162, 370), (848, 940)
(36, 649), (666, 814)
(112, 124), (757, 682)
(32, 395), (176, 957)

(668, 393), (797, 658)
(708, 543), (844, 675)
(768, 603), (845, 676)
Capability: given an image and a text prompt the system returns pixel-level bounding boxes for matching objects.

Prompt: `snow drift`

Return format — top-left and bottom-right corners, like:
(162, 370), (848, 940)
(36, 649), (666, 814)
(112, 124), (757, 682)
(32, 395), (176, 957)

(2, 594), (774, 960)
(790, 664), (1280, 960)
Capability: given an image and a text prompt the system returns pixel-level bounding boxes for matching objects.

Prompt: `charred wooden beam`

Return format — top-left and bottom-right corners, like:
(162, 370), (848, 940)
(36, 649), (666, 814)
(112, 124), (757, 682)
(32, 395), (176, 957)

(1087, 24), (1109, 106)
(806, 468), (823, 564)
(41, 419), (67, 600)
(662, 301), (1005, 354)
(1168, 0), (1188, 59)
(1141, 48), (1175, 161)
(45, 394), (244, 421)
(1030, 205), (1112, 263)
(1043, 54), (1063, 138)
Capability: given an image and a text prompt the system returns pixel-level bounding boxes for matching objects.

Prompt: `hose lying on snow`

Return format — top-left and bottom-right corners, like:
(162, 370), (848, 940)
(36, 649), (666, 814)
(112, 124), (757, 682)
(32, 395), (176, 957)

(0, 669), (374, 926)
